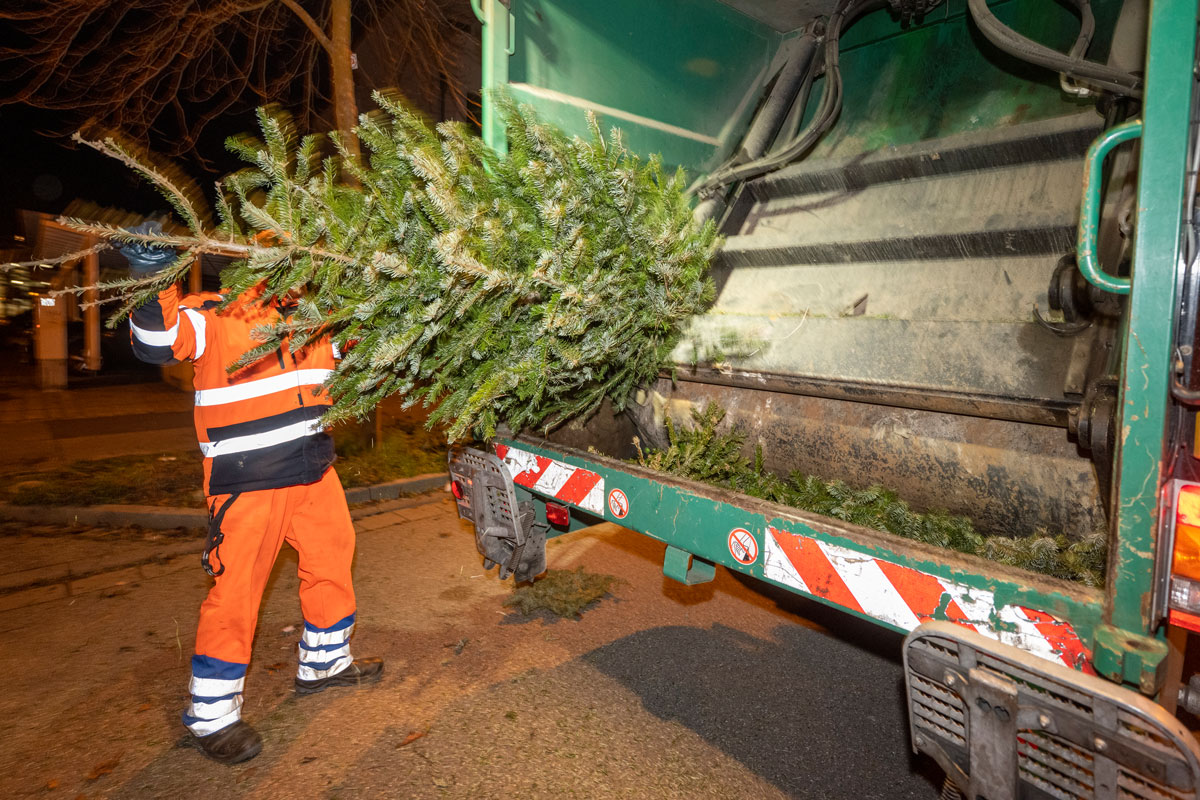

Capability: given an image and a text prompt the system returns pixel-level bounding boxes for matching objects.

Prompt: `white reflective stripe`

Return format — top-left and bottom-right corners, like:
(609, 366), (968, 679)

(817, 541), (922, 631)
(298, 642), (350, 663)
(331, 341), (342, 359)
(302, 623), (355, 648)
(297, 654), (353, 682)
(188, 694), (242, 721)
(189, 675), (245, 698)
(187, 699), (243, 737)
(194, 368), (334, 407)
(181, 308), (207, 359)
(763, 530), (810, 595)
(199, 418), (323, 458)
(130, 318), (179, 347)
(532, 461), (575, 495)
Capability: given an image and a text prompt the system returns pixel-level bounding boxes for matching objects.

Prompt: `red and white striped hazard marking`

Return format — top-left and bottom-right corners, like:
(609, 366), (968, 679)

(762, 526), (1093, 672)
(494, 444), (605, 516)
(728, 527), (758, 565)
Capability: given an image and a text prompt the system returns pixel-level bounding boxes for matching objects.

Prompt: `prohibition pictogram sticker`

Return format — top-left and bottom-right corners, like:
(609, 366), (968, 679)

(607, 488), (629, 519)
(728, 527), (758, 565)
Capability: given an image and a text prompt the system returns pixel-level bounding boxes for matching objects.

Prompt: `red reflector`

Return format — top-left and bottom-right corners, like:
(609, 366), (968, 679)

(451, 480), (464, 500)
(546, 502), (570, 528)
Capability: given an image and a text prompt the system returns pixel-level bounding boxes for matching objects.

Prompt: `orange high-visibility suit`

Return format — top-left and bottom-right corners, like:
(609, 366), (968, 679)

(131, 281), (357, 736)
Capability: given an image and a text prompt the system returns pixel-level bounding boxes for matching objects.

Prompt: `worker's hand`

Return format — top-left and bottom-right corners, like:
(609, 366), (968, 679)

(119, 220), (178, 275)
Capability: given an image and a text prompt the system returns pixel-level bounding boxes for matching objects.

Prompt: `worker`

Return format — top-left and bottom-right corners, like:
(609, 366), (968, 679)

(121, 221), (383, 765)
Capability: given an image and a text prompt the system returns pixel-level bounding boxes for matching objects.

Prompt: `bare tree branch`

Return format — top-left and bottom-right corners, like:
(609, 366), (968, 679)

(0, 0), (470, 155)
(277, 0), (335, 55)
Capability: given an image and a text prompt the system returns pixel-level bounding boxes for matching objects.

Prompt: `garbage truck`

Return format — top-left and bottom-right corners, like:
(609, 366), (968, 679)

(449, 0), (1200, 796)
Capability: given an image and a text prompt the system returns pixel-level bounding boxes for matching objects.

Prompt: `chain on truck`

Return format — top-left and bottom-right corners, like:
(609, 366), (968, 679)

(450, 0), (1200, 797)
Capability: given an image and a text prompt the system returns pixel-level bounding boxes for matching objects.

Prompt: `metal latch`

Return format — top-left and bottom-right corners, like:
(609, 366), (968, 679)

(904, 621), (1200, 800)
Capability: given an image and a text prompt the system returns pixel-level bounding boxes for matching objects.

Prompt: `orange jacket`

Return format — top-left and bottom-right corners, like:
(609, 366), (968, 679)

(131, 283), (338, 495)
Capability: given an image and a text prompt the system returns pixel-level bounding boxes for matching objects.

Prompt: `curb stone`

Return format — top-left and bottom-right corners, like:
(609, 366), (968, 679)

(0, 472), (449, 531)
(341, 472), (447, 504)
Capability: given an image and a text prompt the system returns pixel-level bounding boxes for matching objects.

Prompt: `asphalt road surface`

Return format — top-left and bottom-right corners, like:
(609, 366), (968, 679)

(1, 494), (944, 799)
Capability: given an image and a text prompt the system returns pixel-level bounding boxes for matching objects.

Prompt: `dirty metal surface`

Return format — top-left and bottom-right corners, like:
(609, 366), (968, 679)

(676, 113), (1118, 415)
(626, 377), (1103, 539)
(506, 434), (1106, 661)
(905, 622), (1200, 800)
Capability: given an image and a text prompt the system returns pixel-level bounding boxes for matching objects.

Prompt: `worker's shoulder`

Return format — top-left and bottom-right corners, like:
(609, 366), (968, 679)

(180, 291), (226, 311)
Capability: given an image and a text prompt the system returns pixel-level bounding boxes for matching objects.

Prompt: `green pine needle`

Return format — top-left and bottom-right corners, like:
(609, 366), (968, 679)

(634, 402), (1107, 587)
(76, 93), (718, 442)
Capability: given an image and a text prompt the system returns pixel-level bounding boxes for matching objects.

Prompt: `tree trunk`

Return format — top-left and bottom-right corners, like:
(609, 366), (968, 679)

(329, 0), (361, 170)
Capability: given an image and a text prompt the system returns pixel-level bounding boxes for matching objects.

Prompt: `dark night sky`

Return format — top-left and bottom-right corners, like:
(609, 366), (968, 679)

(0, 2), (480, 243)
(0, 103), (260, 239)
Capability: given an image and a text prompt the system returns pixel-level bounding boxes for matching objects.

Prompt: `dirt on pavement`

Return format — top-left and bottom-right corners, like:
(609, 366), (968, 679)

(0, 493), (940, 799)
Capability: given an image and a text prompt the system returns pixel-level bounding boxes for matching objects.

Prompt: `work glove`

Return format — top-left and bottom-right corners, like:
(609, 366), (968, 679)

(118, 220), (178, 275)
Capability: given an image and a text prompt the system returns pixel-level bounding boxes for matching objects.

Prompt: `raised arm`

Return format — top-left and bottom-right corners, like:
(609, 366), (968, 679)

(121, 222), (210, 365)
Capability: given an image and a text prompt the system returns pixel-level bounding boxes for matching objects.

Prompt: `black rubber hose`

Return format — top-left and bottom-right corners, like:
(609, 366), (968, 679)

(692, 0), (882, 195)
(737, 33), (820, 162)
(966, 0), (1142, 97)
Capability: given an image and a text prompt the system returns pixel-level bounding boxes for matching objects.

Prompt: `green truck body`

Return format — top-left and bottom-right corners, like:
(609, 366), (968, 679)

(453, 1), (1200, 795)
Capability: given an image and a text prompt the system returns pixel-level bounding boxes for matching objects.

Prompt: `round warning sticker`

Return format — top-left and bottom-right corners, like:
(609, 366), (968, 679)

(608, 488), (629, 519)
(728, 528), (758, 565)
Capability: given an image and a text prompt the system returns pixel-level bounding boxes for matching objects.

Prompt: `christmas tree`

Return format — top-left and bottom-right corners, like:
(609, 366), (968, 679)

(68, 93), (719, 441)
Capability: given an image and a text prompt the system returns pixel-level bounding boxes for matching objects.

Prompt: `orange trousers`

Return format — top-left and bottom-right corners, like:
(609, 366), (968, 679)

(196, 467), (357, 668)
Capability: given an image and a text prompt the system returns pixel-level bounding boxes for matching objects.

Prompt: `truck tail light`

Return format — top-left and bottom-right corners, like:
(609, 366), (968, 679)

(1172, 483), (1200, 582)
(451, 479), (465, 500)
(545, 502), (570, 528)
(1169, 483), (1200, 628)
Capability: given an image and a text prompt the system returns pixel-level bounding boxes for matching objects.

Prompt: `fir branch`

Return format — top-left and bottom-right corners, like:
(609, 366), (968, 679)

(70, 133), (209, 234)
(635, 402), (1108, 586)
(1, 242), (110, 269)
(72, 94), (719, 442)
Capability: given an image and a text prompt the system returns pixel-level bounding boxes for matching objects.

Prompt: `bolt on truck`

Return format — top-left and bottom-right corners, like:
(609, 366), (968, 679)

(449, 0), (1200, 796)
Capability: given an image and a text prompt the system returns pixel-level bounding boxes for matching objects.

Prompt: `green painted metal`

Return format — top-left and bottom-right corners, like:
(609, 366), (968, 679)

(490, 0), (784, 173)
(1092, 624), (1171, 696)
(500, 437), (1106, 648)
(663, 545), (717, 585)
(808, 0), (1124, 158)
(477, 0), (1199, 685)
(479, 0), (513, 153)
(482, 0), (1125, 170)
(1106, 0), (1197, 645)
(1078, 120), (1142, 295)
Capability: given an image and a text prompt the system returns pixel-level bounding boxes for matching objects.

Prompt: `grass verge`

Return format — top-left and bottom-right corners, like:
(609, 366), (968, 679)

(1, 423), (447, 507)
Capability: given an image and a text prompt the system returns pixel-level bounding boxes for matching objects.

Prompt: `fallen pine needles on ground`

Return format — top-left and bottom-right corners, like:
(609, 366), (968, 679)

(504, 567), (623, 619)
(634, 403), (1107, 587)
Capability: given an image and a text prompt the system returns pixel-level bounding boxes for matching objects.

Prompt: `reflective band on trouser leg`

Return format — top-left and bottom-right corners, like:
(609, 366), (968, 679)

(183, 655), (247, 736)
(297, 613), (356, 681)
(190, 485), (291, 732)
(289, 469), (358, 681)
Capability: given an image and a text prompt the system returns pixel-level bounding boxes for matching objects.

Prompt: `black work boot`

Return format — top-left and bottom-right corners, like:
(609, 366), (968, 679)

(295, 657), (384, 695)
(192, 720), (262, 765)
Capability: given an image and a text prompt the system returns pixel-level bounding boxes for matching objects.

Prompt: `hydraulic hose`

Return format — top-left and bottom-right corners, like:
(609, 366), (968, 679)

(737, 33), (820, 163)
(691, 0), (884, 196)
(966, 0), (1142, 98)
